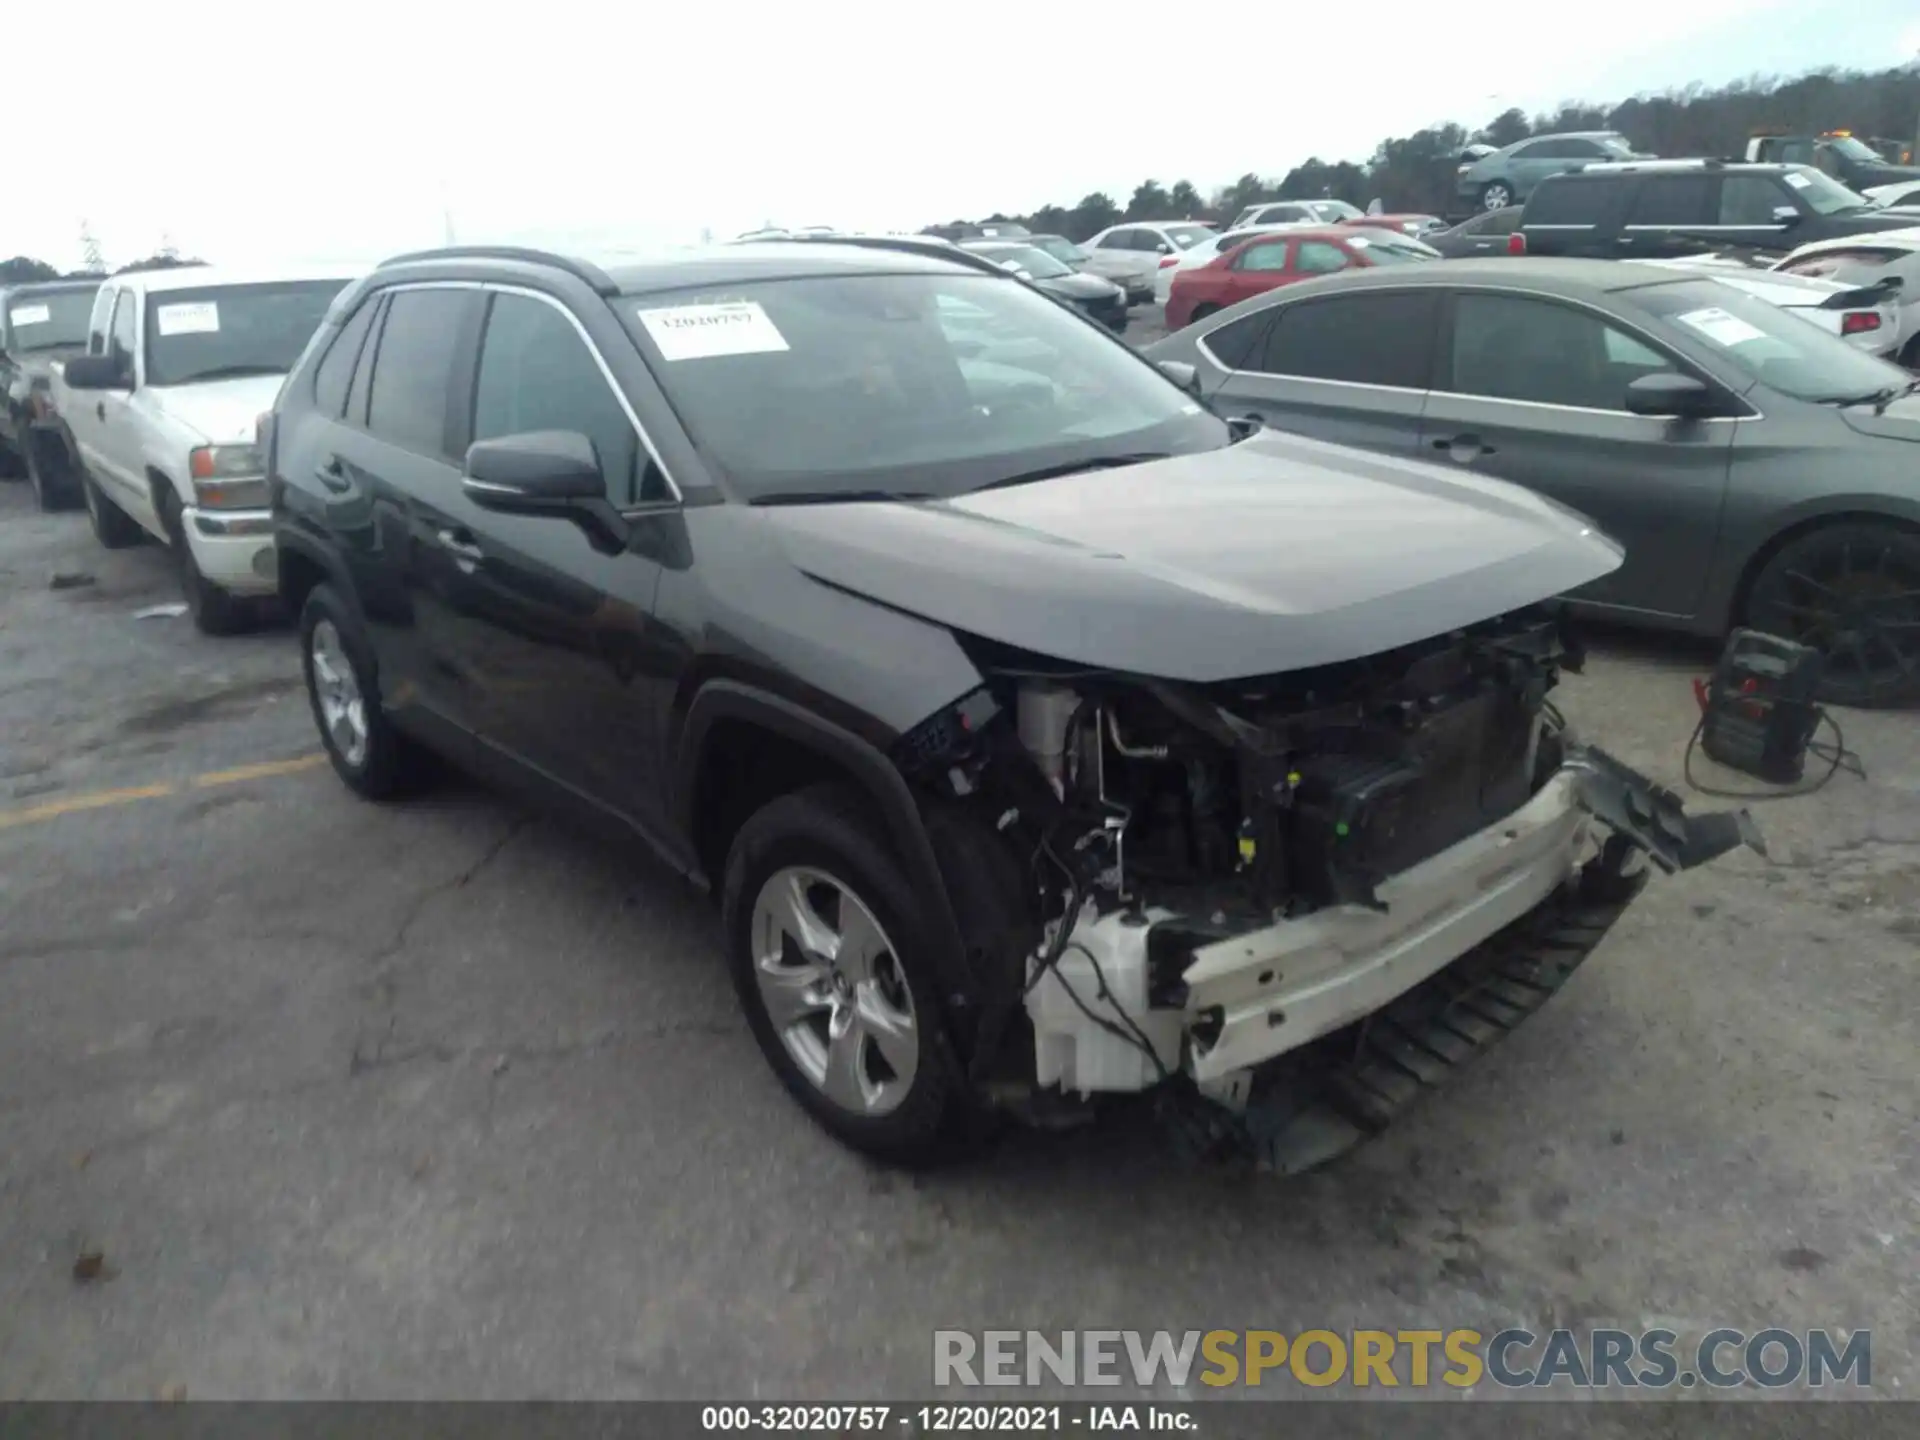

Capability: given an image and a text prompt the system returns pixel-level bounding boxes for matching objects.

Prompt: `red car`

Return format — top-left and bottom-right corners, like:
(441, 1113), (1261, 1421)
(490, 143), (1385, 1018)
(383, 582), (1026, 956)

(1164, 226), (1439, 329)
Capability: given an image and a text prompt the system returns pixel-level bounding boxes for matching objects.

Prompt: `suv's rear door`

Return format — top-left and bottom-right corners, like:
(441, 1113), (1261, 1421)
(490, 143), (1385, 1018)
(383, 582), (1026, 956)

(1618, 172), (1717, 258)
(1197, 287), (1439, 454)
(1517, 175), (1621, 257)
(1418, 287), (1736, 618)
(302, 284), (486, 746)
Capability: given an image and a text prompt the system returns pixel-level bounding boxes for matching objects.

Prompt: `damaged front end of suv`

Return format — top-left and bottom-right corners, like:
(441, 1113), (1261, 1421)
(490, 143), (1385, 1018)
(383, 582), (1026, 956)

(890, 601), (1758, 1170)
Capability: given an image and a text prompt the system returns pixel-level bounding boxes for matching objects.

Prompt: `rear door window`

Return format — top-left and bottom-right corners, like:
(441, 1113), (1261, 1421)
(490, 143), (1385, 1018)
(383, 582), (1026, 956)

(1524, 179), (1614, 225)
(1626, 175), (1715, 227)
(1254, 291), (1439, 388)
(364, 289), (472, 457)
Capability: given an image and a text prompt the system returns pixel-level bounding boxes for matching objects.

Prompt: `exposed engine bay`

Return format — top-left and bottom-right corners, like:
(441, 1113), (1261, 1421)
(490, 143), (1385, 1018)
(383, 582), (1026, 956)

(898, 605), (1759, 1164)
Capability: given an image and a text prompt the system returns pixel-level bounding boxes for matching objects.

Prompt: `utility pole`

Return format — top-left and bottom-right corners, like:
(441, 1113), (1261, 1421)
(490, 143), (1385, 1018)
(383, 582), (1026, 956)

(159, 233), (179, 261)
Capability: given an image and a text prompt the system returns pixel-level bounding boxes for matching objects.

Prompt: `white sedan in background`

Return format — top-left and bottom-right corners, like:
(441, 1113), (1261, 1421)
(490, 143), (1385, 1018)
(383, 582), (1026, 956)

(1152, 224), (1307, 306)
(1079, 221), (1218, 302)
(1768, 226), (1920, 367)
(1642, 257), (1903, 361)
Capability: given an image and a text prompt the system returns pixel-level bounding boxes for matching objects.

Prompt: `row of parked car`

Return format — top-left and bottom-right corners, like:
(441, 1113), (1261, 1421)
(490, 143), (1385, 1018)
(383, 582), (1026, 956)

(0, 235), (1765, 1166)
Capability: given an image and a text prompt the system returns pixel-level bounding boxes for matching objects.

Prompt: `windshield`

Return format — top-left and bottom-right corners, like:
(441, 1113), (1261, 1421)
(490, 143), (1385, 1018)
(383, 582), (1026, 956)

(6, 287), (99, 351)
(1028, 235), (1088, 265)
(1625, 277), (1909, 402)
(622, 274), (1227, 501)
(143, 279), (351, 386)
(970, 245), (1072, 279)
(1786, 167), (1873, 216)
(1163, 224), (1216, 249)
(1308, 201), (1362, 221)
(1828, 136), (1882, 162)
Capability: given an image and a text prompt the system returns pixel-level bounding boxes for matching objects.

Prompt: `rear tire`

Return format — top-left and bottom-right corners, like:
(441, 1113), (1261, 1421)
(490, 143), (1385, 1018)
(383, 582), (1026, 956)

(1187, 303), (1221, 327)
(1745, 521), (1920, 708)
(299, 583), (431, 799)
(722, 784), (970, 1165)
(1479, 181), (1514, 212)
(82, 472), (143, 549)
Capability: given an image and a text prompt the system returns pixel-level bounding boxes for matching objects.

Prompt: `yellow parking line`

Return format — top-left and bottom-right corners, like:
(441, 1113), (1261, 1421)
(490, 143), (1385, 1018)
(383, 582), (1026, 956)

(190, 755), (327, 788)
(0, 783), (178, 831)
(0, 753), (326, 832)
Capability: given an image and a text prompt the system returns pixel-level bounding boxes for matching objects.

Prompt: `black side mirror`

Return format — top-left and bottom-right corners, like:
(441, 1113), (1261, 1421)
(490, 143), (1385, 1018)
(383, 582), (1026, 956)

(1155, 359), (1201, 396)
(463, 430), (632, 553)
(63, 353), (130, 391)
(1625, 372), (1719, 418)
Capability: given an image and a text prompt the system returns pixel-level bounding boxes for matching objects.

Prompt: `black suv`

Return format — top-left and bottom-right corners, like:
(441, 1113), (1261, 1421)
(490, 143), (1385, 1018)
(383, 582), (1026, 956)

(266, 239), (1741, 1164)
(1518, 160), (1919, 260)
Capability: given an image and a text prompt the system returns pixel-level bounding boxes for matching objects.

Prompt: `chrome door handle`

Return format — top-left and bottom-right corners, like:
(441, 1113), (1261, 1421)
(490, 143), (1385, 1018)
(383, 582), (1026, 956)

(437, 529), (484, 571)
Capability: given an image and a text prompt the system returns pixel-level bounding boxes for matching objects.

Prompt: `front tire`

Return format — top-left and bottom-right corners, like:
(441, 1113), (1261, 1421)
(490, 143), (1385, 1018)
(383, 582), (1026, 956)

(1186, 303), (1221, 327)
(300, 583), (430, 799)
(23, 433), (74, 512)
(158, 491), (250, 636)
(1479, 181), (1514, 212)
(1745, 522), (1920, 708)
(82, 473), (143, 549)
(722, 784), (967, 1164)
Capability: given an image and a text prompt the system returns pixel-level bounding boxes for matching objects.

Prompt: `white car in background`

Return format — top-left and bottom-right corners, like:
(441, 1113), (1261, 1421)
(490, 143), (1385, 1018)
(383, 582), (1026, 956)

(1227, 199), (1364, 229)
(1864, 179), (1920, 210)
(1152, 223), (1306, 306)
(1079, 221), (1218, 303)
(1642, 257), (1903, 360)
(1768, 226), (1920, 367)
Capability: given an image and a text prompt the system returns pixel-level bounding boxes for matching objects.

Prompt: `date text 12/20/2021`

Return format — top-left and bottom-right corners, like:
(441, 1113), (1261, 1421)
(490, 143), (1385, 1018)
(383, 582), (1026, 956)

(701, 1405), (1197, 1433)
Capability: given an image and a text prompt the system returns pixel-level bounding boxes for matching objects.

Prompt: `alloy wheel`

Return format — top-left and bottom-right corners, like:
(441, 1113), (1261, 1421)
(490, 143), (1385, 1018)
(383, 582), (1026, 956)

(309, 618), (370, 768)
(1764, 538), (1920, 701)
(749, 865), (918, 1117)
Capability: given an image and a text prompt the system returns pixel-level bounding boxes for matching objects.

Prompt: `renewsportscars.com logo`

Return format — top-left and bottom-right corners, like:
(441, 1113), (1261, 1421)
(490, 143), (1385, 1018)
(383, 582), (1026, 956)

(933, 1328), (1872, 1391)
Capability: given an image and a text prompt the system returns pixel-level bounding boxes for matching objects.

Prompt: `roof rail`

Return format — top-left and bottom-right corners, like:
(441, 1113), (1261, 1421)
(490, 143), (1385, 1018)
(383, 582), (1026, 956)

(728, 231), (1012, 278)
(376, 245), (619, 295)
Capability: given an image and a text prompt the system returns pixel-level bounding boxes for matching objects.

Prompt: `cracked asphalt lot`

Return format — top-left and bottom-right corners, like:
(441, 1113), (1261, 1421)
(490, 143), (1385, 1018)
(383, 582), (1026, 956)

(1, 476), (1916, 1407)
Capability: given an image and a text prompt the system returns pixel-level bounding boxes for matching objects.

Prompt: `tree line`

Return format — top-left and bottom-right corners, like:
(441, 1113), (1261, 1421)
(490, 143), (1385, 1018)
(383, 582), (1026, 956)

(937, 62), (1920, 241)
(1, 254), (206, 287)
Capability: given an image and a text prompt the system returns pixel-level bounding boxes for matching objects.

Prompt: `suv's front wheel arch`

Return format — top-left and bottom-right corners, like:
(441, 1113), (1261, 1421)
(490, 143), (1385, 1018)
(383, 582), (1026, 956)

(676, 682), (982, 1019)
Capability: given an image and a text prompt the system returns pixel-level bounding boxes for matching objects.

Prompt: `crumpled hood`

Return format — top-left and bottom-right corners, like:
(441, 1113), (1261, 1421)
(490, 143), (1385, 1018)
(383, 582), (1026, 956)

(149, 374), (285, 444)
(1838, 391), (1920, 442)
(759, 430), (1623, 681)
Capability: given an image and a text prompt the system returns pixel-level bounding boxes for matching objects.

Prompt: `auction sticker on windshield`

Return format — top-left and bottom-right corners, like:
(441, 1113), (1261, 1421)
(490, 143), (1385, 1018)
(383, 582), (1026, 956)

(1783, 171), (1812, 189)
(640, 301), (789, 361)
(10, 304), (51, 327)
(156, 302), (220, 337)
(1674, 307), (1769, 348)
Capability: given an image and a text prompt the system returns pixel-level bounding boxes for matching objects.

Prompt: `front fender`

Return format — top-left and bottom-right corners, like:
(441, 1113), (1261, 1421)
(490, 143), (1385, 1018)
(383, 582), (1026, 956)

(675, 679), (982, 1016)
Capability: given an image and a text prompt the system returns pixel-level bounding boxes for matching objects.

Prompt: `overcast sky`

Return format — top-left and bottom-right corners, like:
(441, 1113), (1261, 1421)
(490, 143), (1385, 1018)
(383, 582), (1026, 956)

(11, 0), (1919, 272)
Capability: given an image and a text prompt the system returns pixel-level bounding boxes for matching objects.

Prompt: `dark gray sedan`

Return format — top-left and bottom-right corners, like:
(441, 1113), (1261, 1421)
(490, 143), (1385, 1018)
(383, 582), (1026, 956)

(1145, 258), (1920, 705)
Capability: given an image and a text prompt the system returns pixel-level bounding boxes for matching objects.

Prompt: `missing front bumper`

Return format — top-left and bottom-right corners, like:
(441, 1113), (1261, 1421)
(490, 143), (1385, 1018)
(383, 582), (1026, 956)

(1234, 839), (1654, 1174)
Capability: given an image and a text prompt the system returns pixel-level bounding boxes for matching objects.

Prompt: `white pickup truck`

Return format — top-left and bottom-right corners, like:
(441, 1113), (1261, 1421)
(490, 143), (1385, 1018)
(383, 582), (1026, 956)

(52, 266), (355, 632)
